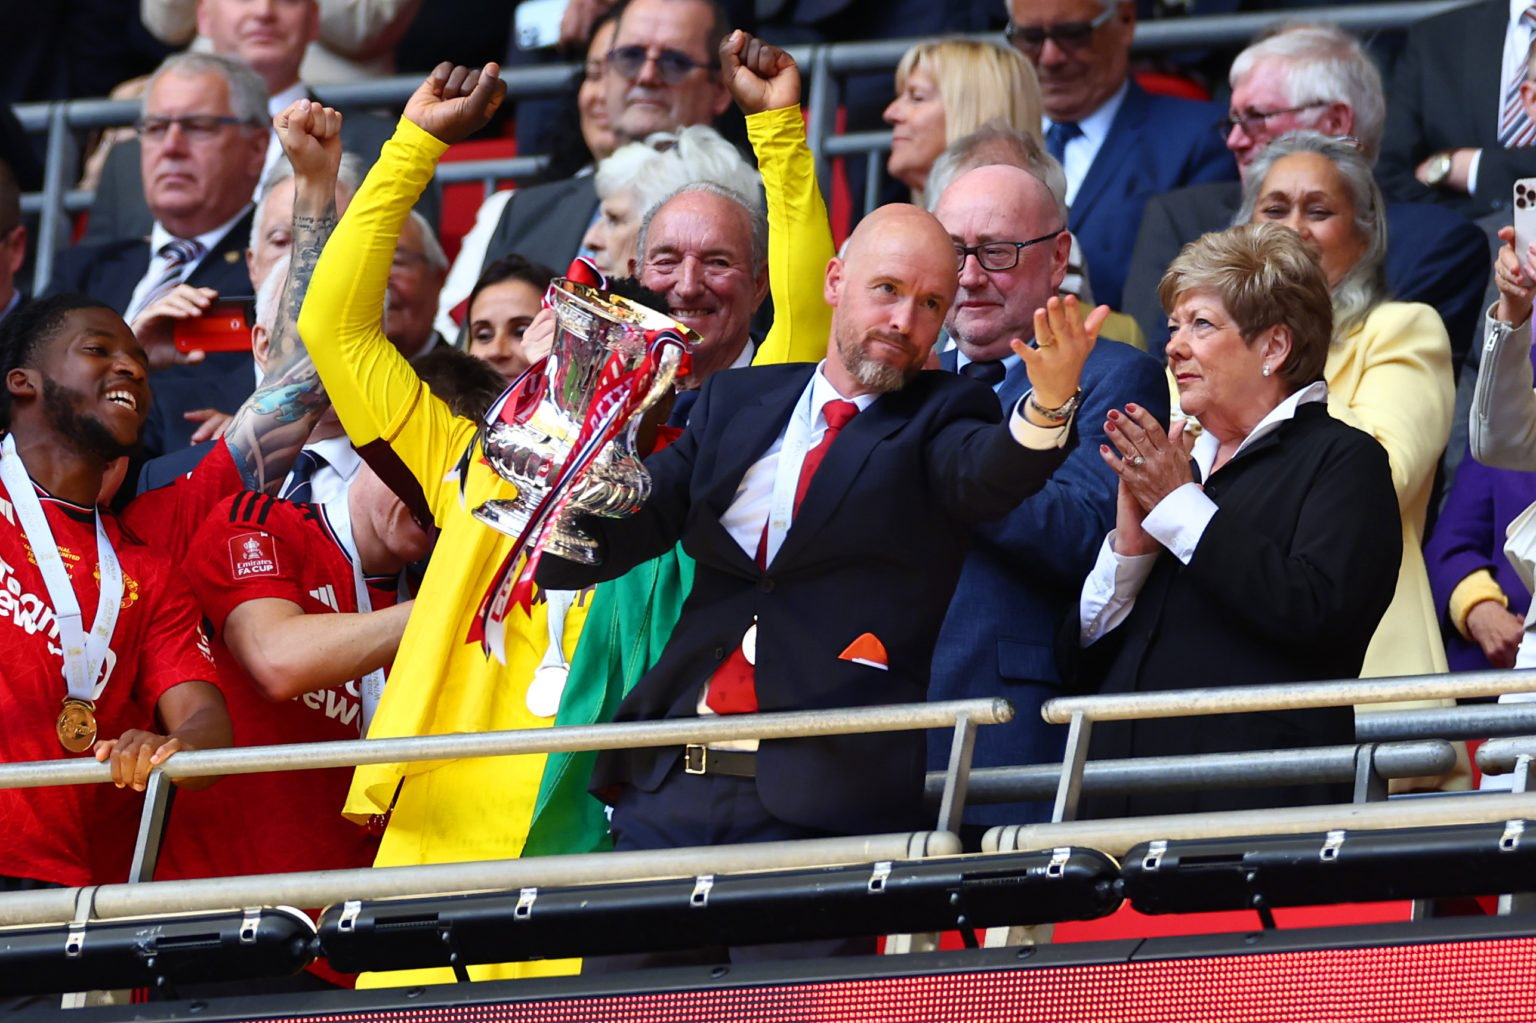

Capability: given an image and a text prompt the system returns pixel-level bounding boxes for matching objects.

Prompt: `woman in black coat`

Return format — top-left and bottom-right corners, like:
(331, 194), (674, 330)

(1076, 223), (1401, 818)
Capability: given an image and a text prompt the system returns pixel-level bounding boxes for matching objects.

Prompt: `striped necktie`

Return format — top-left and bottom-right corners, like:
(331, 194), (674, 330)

(1499, 6), (1536, 147)
(280, 448), (328, 504)
(125, 237), (206, 323)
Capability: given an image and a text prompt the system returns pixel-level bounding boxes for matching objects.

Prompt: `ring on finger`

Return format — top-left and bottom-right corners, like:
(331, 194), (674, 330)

(1131, 455), (1146, 468)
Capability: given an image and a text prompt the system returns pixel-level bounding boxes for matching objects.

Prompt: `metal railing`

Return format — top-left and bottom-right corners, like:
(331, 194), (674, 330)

(1040, 670), (1536, 824)
(12, 1), (1473, 291)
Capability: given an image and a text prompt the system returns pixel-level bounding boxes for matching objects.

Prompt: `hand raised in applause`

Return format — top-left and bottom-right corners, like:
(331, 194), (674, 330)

(1102, 401), (1194, 516)
(405, 62), (506, 146)
(1015, 294), (1103, 418)
(720, 29), (800, 115)
(274, 97), (343, 187)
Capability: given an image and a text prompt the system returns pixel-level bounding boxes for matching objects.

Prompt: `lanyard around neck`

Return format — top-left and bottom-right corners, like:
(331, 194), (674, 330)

(0, 433), (123, 702)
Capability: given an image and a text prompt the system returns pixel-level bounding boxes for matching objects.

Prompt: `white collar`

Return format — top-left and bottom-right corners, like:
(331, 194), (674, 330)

(1045, 78), (1130, 143)
(148, 205), (253, 266)
(810, 360), (879, 416)
(267, 82), (309, 116)
(1192, 379), (1328, 476)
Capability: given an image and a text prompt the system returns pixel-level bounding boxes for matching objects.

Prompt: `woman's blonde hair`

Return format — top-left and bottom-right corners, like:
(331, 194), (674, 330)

(895, 38), (1043, 147)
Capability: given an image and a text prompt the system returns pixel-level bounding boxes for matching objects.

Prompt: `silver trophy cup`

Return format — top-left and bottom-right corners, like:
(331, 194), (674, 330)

(472, 278), (695, 564)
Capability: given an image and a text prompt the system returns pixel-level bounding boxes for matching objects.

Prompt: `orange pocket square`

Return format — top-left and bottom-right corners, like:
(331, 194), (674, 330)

(839, 633), (889, 670)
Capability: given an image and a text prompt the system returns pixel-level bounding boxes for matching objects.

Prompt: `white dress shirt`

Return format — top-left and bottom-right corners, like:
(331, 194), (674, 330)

(125, 205), (254, 319)
(282, 435), (364, 507)
(1044, 80), (1130, 208)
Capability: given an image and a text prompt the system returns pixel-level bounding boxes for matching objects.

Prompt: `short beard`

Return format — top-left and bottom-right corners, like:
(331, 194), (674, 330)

(42, 379), (135, 463)
(838, 332), (915, 394)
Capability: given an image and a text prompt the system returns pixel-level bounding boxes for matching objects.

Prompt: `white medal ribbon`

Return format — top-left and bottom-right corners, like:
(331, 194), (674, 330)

(759, 384), (819, 567)
(526, 588), (576, 718)
(320, 492), (395, 737)
(0, 433), (122, 704)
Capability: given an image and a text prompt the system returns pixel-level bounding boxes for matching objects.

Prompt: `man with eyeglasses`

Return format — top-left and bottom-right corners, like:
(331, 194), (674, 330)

(480, 0), (736, 283)
(47, 53), (267, 378)
(1004, 0), (1234, 313)
(926, 147), (1166, 840)
(84, 0), (424, 247)
(1119, 24), (1488, 385)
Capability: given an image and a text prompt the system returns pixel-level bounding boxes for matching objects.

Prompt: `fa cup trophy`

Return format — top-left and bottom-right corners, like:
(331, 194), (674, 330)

(472, 275), (696, 564)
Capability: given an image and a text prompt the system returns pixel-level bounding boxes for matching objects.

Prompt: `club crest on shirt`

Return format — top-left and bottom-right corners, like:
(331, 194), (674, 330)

(229, 532), (279, 579)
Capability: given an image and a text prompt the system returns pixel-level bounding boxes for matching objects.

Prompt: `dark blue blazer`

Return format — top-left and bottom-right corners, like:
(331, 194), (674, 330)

(929, 340), (1167, 826)
(1067, 82), (1237, 313)
(538, 363), (1073, 835)
(1121, 181), (1490, 382)
(138, 355), (255, 461)
(44, 208), (257, 316)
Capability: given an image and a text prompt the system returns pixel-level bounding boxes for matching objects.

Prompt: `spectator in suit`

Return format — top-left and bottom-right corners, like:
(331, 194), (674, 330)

(1120, 23), (1489, 386)
(927, 148), (1167, 834)
(1377, 0), (1536, 220)
(47, 52), (266, 376)
(90, 0), (424, 245)
(477, 0), (736, 284)
(1005, 0), (1236, 310)
(0, 160), (24, 324)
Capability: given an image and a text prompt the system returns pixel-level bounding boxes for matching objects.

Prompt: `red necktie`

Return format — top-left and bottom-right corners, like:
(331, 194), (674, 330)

(706, 399), (861, 714)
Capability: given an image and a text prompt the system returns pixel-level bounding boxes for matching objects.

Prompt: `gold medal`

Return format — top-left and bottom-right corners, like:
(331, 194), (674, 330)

(56, 699), (98, 753)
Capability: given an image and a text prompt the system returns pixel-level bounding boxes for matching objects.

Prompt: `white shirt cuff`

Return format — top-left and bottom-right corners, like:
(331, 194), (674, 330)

(1009, 392), (1072, 450)
(1079, 531), (1159, 646)
(1141, 482), (1216, 566)
(1467, 148), (1483, 196)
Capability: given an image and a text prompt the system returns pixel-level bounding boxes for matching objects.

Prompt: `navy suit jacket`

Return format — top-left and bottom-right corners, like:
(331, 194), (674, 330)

(1377, 0), (1534, 218)
(538, 363), (1073, 835)
(1121, 181), (1490, 381)
(929, 341), (1167, 826)
(481, 175), (597, 281)
(138, 355), (254, 461)
(44, 208), (257, 316)
(1067, 82), (1237, 312)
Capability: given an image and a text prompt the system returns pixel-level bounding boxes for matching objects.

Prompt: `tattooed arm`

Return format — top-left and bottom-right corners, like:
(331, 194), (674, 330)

(223, 99), (346, 494)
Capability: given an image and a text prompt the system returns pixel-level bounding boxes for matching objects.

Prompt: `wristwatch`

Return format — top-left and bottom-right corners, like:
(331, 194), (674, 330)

(1026, 388), (1083, 424)
(1423, 151), (1454, 187)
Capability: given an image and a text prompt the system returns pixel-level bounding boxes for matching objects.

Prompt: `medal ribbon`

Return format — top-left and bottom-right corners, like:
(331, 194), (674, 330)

(320, 491), (396, 737)
(0, 433), (123, 704)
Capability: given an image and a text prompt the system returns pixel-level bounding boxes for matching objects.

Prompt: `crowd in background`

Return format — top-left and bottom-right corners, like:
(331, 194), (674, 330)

(6, 0), (1536, 994)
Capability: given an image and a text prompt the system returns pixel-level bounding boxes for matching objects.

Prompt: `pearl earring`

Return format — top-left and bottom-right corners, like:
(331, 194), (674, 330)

(1261, 365), (1272, 377)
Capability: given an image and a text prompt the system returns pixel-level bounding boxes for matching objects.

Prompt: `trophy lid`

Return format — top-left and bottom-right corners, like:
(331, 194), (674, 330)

(548, 278), (701, 351)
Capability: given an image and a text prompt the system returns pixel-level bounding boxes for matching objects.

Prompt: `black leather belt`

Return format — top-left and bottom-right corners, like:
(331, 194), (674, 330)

(683, 744), (756, 778)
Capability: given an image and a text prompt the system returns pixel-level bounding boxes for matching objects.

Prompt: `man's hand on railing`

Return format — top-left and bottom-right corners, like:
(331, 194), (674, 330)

(404, 62), (506, 146)
(721, 30), (801, 116)
(94, 730), (187, 792)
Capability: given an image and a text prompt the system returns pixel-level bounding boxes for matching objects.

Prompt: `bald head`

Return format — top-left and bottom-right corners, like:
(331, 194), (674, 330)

(824, 204), (957, 397)
(933, 164), (1069, 361)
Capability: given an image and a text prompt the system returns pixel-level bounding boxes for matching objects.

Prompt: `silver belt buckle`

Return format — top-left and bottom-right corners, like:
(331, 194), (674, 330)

(684, 744), (708, 775)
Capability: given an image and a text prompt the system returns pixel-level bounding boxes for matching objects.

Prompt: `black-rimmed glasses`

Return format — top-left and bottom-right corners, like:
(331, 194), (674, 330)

(955, 231), (1062, 272)
(607, 45), (719, 83)
(1005, 5), (1117, 53)
(134, 114), (248, 143)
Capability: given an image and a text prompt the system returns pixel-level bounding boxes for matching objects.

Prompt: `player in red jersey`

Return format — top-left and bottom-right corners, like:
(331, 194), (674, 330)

(0, 293), (230, 891)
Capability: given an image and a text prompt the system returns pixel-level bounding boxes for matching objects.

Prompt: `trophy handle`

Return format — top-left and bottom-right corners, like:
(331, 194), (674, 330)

(635, 333), (689, 415)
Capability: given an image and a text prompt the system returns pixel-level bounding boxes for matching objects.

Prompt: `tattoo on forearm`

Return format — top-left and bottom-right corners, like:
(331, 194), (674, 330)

(226, 198), (341, 493)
